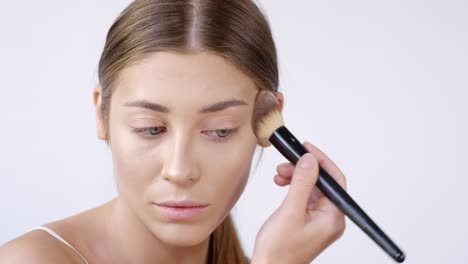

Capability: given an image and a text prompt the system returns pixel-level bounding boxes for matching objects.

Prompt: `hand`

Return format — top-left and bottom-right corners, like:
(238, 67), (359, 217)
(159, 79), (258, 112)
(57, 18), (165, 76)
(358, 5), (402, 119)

(251, 142), (347, 264)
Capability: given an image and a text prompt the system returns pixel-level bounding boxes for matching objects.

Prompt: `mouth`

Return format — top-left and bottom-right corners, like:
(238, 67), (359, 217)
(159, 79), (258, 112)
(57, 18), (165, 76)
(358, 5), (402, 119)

(153, 200), (210, 221)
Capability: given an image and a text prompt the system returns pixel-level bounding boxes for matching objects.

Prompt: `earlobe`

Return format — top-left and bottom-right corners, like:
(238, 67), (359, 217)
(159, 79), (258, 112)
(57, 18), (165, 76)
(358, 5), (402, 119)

(93, 84), (108, 140)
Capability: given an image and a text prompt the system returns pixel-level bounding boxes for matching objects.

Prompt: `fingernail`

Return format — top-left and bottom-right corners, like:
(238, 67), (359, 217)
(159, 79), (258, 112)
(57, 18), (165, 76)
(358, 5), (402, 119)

(298, 153), (314, 169)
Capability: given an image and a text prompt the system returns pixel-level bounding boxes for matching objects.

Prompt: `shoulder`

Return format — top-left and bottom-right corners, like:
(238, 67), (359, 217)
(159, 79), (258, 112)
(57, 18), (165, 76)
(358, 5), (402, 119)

(0, 201), (113, 264)
(0, 229), (80, 264)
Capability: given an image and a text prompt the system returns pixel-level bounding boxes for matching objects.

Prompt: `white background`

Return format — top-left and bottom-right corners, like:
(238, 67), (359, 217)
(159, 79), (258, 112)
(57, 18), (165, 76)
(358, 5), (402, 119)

(1, 1), (467, 263)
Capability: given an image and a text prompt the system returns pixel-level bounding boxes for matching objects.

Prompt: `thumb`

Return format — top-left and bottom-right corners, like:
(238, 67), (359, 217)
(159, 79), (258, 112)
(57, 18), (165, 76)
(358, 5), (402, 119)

(283, 153), (319, 215)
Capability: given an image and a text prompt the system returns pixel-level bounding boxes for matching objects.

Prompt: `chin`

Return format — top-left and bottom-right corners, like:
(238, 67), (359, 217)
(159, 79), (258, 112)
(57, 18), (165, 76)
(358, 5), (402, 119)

(150, 221), (213, 247)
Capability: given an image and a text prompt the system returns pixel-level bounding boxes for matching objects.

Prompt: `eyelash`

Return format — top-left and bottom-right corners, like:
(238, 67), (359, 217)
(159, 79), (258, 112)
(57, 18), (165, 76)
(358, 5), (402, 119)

(131, 127), (239, 143)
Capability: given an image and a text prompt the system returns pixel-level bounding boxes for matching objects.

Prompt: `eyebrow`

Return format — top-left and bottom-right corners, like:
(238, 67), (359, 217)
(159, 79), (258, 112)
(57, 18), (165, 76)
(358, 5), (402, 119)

(124, 99), (248, 114)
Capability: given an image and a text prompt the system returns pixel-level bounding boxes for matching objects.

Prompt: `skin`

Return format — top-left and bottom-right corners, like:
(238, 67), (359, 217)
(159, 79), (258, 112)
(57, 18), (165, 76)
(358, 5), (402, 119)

(0, 51), (346, 264)
(252, 144), (347, 263)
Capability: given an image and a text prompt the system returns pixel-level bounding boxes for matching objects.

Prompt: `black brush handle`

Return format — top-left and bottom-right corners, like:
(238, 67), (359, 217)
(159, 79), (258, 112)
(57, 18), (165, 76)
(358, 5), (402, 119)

(270, 126), (405, 263)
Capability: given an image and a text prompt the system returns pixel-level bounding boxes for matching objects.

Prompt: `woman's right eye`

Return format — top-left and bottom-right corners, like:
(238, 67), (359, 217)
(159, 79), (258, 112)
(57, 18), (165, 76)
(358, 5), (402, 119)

(132, 127), (166, 137)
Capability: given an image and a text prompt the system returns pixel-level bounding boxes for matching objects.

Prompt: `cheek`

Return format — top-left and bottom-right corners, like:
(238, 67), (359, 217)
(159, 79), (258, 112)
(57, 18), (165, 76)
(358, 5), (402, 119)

(109, 118), (157, 200)
(205, 135), (258, 209)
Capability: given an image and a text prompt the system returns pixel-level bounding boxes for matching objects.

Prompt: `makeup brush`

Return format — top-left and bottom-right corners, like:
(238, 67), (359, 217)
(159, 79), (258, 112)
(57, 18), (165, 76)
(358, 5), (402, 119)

(253, 90), (405, 263)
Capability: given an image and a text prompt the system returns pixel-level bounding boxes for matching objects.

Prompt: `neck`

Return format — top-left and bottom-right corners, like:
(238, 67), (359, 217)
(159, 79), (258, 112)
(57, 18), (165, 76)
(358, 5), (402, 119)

(102, 197), (210, 264)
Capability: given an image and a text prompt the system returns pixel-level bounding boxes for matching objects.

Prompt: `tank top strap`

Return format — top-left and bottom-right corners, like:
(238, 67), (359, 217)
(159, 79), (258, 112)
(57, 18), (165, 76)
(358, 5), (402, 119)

(31, 226), (89, 264)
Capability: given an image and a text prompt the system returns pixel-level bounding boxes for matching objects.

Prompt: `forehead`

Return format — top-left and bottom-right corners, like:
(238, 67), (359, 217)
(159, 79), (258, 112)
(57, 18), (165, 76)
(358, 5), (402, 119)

(112, 51), (258, 108)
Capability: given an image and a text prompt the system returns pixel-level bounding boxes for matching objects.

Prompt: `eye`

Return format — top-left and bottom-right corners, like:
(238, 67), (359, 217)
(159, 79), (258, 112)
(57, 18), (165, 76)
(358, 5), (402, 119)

(216, 129), (230, 138)
(205, 128), (239, 142)
(132, 127), (166, 137)
(147, 127), (164, 135)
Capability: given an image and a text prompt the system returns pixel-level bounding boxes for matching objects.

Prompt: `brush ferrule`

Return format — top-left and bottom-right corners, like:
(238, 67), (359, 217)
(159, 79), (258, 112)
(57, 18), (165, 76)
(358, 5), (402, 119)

(269, 126), (306, 164)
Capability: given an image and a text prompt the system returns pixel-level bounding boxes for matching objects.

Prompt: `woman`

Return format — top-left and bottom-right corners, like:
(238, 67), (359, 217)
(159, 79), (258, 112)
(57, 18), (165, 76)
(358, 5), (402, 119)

(0, 0), (346, 263)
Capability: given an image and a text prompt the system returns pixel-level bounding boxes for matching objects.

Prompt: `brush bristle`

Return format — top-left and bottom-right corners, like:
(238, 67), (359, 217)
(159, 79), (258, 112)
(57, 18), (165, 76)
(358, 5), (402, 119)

(253, 91), (284, 146)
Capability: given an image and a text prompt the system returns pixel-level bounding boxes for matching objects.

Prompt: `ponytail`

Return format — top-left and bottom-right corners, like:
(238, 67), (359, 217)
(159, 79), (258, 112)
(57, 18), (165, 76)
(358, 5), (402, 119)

(207, 214), (250, 264)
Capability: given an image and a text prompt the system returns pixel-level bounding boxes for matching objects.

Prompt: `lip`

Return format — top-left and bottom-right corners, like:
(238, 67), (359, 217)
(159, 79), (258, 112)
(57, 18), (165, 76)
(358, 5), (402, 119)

(153, 200), (210, 221)
(155, 200), (210, 207)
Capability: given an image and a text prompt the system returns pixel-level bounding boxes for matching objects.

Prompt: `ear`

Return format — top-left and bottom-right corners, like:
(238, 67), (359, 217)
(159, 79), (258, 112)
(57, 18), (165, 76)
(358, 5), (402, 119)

(275, 91), (284, 112)
(93, 84), (108, 140)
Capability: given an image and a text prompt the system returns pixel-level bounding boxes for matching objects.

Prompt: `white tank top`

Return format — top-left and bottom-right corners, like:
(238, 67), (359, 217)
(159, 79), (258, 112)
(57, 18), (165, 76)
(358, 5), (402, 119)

(31, 226), (89, 264)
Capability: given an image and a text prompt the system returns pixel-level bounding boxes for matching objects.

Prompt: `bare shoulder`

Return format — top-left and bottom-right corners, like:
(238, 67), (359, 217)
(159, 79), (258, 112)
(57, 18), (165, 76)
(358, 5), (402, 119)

(0, 229), (80, 264)
(0, 200), (113, 264)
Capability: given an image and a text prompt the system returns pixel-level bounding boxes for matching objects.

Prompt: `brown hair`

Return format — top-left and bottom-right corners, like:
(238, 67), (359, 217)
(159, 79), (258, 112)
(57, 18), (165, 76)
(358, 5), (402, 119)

(97, 0), (278, 263)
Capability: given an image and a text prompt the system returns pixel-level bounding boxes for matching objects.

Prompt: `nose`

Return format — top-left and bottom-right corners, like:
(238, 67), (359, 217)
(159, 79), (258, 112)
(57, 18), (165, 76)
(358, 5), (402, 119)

(162, 132), (200, 186)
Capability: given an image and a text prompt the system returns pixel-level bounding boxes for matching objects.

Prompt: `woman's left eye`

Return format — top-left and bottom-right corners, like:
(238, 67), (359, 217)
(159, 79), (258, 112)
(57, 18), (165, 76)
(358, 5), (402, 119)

(205, 128), (239, 142)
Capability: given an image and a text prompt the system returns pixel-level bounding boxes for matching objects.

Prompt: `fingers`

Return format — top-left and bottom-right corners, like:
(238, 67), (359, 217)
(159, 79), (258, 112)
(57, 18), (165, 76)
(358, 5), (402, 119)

(275, 143), (347, 244)
(274, 163), (294, 186)
(300, 143), (347, 240)
(282, 153), (319, 216)
(273, 174), (290, 186)
(307, 186), (323, 210)
(301, 142), (347, 215)
(302, 142), (347, 190)
(275, 142), (347, 190)
(275, 142), (348, 218)
(276, 162), (294, 179)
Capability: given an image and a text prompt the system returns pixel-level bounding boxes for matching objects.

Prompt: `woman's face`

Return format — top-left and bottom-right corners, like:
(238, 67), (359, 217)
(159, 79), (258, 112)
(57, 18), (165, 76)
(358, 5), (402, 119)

(102, 51), (260, 246)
